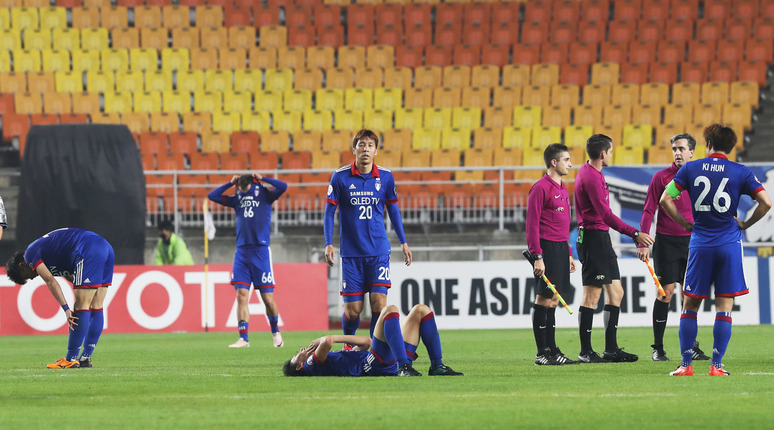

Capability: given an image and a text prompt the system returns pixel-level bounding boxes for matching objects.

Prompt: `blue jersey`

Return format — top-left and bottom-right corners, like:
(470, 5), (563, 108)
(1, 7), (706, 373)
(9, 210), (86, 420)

(326, 163), (398, 257)
(303, 350), (397, 376)
(24, 228), (99, 277)
(673, 153), (764, 248)
(208, 178), (287, 247)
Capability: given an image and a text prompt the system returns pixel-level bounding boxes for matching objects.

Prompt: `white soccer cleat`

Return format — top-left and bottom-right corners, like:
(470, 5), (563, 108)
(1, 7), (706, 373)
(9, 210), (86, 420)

(229, 339), (250, 348)
(273, 332), (284, 348)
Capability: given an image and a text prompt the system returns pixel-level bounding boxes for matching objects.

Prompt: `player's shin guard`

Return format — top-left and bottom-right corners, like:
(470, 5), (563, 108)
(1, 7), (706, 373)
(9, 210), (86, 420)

(66, 310), (91, 361)
(679, 310), (698, 367)
(578, 306), (594, 354)
(603, 305), (620, 352)
(81, 308), (103, 358)
(383, 312), (410, 366)
(238, 320), (249, 342)
(419, 312), (443, 367)
(712, 312), (732, 368)
(545, 307), (558, 354)
(267, 315), (279, 334)
(342, 313), (359, 336)
(532, 304), (548, 355)
(652, 299), (670, 348)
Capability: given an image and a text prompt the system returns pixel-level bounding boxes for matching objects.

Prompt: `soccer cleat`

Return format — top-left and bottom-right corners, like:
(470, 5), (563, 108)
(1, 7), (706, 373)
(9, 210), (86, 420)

(272, 332), (284, 348)
(534, 354), (553, 366)
(46, 358), (80, 369)
(578, 351), (609, 363)
(651, 344), (670, 362)
(342, 344), (354, 351)
(397, 363), (422, 376)
(709, 365), (730, 376)
(428, 364), (463, 376)
(692, 341), (710, 361)
(79, 356), (92, 368)
(603, 348), (639, 363)
(228, 339), (250, 348)
(552, 349), (579, 365)
(669, 365), (694, 376)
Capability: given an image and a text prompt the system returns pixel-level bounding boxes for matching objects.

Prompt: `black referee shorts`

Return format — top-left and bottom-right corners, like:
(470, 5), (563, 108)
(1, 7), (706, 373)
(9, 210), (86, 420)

(537, 239), (571, 298)
(653, 233), (690, 285)
(576, 228), (620, 286)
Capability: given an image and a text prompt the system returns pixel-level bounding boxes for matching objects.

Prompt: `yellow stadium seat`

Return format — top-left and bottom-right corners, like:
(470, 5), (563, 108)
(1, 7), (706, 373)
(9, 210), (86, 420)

(0, 7), (9, 30)
(85, 70), (114, 93)
(622, 124), (653, 148)
(121, 112), (149, 134)
(0, 29), (22, 51)
(354, 67), (383, 89)
(492, 86), (522, 109)
(513, 105), (542, 129)
(55, 71), (82, 92)
(531, 63), (559, 87)
(277, 45), (305, 69)
(452, 106), (481, 130)
(41, 49), (69, 73)
(502, 64), (530, 87)
(171, 27), (199, 50)
(233, 69), (262, 93)
(42, 91), (71, 114)
(80, 28), (108, 51)
(145, 70), (174, 93)
(0, 52), (9, 73)
(212, 111), (241, 133)
(550, 84), (579, 107)
(163, 5), (190, 29)
(461, 87), (491, 109)
(483, 106), (513, 128)
(334, 109), (363, 131)
(283, 89), (312, 112)
(0, 71), (26, 93)
(129, 48), (157, 72)
(14, 92), (41, 114)
(203, 70), (232, 93)
(583, 84), (611, 106)
(384, 66), (412, 89)
(564, 125), (593, 148)
(472, 127), (502, 149)
(190, 48), (218, 70)
(259, 25), (287, 49)
(373, 88), (402, 111)
(260, 130), (290, 153)
(366, 44), (394, 69)
(176, 70), (205, 93)
(424, 107), (452, 131)
(13, 49), (40, 72)
(91, 112), (120, 125)
(671, 82), (699, 106)
(264, 68), (293, 92)
(71, 92), (99, 114)
(293, 130), (322, 152)
(591, 62), (620, 85)
(219, 48), (248, 70)
(104, 92), (132, 113)
(363, 109), (392, 133)
(11, 7), (38, 31)
(502, 126), (531, 149)
(522, 85), (550, 107)
(241, 111), (271, 132)
(542, 105), (571, 127)
(249, 46), (277, 70)
(442, 65), (471, 88)
(641, 83), (670, 106)
(631, 104), (661, 126)
(254, 89), (283, 112)
(611, 83), (641, 106)
(228, 26), (255, 50)
(532, 125), (562, 148)
(71, 7), (99, 30)
(150, 112), (179, 133)
(161, 48), (190, 72)
(201, 131), (231, 154)
(412, 128), (441, 151)
(295, 68), (324, 91)
(693, 103), (722, 125)
(274, 110), (302, 132)
(432, 87), (461, 108)
(395, 108), (423, 130)
(574, 105), (603, 126)
(404, 87), (432, 109)
(730, 81), (759, 109)
(71, 50), (101, 73)
(522, 145), (545, 167)
(603, 105), (632, 127)
(23, 28), (50, 50)
(701, 81), (730, 105)
(344, 88), (374, 111)
(194, 91), (223, 113)
(322, 129), (352, 152)
(613, 146), (644, 165)
(101, 49), (129, 73)
(223, 91), (253, 114)
(470, 65), (499, 88)
(414, 66), (442, 89)
(303, 109), (333, 131)
(723, 103), (752, 129)
(39, 7), (66, 30)
(112, 28), (140, 50)
(315, 88), (344, 111)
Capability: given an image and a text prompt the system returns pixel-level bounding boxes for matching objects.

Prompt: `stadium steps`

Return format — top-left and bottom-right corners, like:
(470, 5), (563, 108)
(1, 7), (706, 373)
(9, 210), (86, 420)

(743, 69), (774, 162)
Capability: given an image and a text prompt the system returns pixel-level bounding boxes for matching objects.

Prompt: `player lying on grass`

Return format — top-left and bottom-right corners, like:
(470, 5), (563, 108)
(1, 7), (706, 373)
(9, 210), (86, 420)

(283, 304), (462, 377)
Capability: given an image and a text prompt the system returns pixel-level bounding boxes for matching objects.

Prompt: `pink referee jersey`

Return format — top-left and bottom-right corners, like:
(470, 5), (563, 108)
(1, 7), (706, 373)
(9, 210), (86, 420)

(526, 174), (573, 256)
(638, 163), (694, 246)
(574, 162), (637, 236)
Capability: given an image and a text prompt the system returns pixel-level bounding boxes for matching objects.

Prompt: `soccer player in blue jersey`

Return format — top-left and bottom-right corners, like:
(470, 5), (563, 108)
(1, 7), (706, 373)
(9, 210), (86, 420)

(324, 129), (412, 343)
(282, 304), (462, 377)
(209, 172), (288, 348)
(5, 228), (114, 369)
(660, 124), (771, 376)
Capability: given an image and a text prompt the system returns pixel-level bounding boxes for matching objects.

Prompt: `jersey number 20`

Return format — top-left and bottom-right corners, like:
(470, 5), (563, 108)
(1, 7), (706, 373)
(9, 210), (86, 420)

(693, 176), (731, 213)
(358, 205), (372, 219)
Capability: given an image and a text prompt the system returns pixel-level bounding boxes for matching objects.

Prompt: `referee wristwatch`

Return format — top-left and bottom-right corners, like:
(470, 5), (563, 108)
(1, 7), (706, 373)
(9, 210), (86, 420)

(633, 231), (640, 239)
(534, 254), (543, 260)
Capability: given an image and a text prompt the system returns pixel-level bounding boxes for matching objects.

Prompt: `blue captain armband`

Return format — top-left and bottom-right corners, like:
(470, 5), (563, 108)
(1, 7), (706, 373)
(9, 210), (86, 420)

(665, 180), (681, 199)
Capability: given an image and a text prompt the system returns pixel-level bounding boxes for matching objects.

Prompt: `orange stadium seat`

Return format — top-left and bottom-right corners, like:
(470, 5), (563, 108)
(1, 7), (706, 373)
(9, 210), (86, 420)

(150, 112), (180, 133)
(42, 92), (71, 114)
(231, 131), (259, 154)
(71, 7), (100, 29)
(462, 87), (491, 109)
(483, 107), (513, 128)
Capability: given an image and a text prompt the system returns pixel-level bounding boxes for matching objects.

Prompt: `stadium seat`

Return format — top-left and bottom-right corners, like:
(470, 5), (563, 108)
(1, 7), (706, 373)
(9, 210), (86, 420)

(306, 46), (335, 70)
(693, 103), (722, 125)
(361, 109), (391, 134)
(273, 110), (302, 133)
(344, 88), (373, 112)
(522, 85), (550, 108)
(122, 112), (150, 134)
(231, 131), (259, 154)
(103, 91), (132, 114)
(91, 112), (121, 125)
(461, 87), (491, 109)
(171, 27), (199, 50)
(71, 92), (99, 114)
(23, 28), (50, 51)
(600, 41), (627, 64)
(325, 68), (354, 90)
(622, 124), (653, 148)
(502, 126), (531, 149)
(583, 84), (612, 107)
(194, 90), (223, 113)
(564, 124), (593, 148)
(551, 85), (580, 108)
(531, 63), (559, 87)
(241, 111), (271, 133)
(383, 67), (413, 90)
(292, 68), (323, 92)
(492, 86), (522, 109)
(263, 68), (292, 92)
(603, 105), (632, 127)
(233, 69), (261, 93)
(195, 5), (223, 28)
(71, 7), (99, 29)
(513, 105), (542, 129)
(613, 146), (645, 165)
(301, 110), (331, 131)
(413, 66), (442, 90)
(394, 108), (424, 130)
(217, 48), (247, 70)
(662, 104), (692, 128)
(370, 88), (401, 112)
(424, 108), (452, 131)
(145, 70), (174, 93)
(134, 92), (162, 114)
(631, 104), (661, 126)
(701, 81), (729, 105)
(42, 92), (70, 114)
(573, 105), (603, 127)
(411, 129), (441, 151)
(128, 48), (157, 72)
(404, 88), (432, 109)
(228, 26), (255, 50)
(101, 6), (129, 29)
(542, 105), (572, 127)
(333, 109), (362, 131)
(201, 132), (231, 154)
(433, 87), (462, 108)
(532, 125), (561, 149)
(30, 113), (58, 126)
(277, 46), (306, 69)
(481, 44), (510, 67)
(321, 129), (351, 152)
(0, 71), (26, 93)
(354, 67), (383, 89)
(162, 91), (192, 114)
(12, 49), (41, 72)
(451, 106), (482, 130)
(280, 89), (310, 113)
(730, 81), (759, 109)
(212, 111), (241, 134)
(483, 107), (514, 128)
(315, 88), (344, 112)
(162, 5), (190, 28)
(135, 6), (162, 29)
(610, 83), (639, 106)
(101, 49), (130, 74)
(722, 103), (752, 130)
(150, 112), (179, 133)
(672, 82), (699, 106)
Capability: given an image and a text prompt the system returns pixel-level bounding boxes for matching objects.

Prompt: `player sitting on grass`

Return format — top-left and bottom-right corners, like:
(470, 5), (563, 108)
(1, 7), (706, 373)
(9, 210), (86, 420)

(283, 304), (462, 377)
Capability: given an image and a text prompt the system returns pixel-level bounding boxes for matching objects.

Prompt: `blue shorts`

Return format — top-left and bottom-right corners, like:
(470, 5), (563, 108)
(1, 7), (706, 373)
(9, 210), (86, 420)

(231, 245), (275, 292)
(341, 255), (391, 303)
(363, 337), (399, 376)
(683, 241), (748, 299)
(74, 235), (115, 289)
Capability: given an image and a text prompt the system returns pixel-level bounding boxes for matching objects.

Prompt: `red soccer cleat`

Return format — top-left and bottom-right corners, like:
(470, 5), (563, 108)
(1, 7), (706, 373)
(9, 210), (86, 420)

(708, 365), (730, 376)
(669, 365), (694, 376)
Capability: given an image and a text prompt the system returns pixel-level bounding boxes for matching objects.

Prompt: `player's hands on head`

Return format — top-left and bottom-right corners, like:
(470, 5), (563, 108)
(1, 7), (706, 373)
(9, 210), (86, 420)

(401, 243), (412, 266)
(230, 175), (240, 184)
(635, 232), (655, 246)
(636, 247), (650, 262)
(324, 245), (336, 266)
(534, 258), (545, 277)
(252, 172), (263, 181)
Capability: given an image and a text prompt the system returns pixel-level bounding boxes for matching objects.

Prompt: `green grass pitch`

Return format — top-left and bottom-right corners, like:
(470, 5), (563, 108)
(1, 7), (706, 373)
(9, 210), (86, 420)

(1, 325), (773, 429)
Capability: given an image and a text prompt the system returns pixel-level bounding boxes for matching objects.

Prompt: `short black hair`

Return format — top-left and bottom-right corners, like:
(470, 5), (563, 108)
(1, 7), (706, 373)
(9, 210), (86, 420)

(282, 359), (308, 377)
(351, 129), (379, 149)
(237, 174), (253, 190)
(158, 219), (174, 232)
(543, 143), (570, 168)
(586, 134), (612, 160)
(703, 124), (737, 154)
(670, 133), (697, 151)
(5, 250), (28, 285)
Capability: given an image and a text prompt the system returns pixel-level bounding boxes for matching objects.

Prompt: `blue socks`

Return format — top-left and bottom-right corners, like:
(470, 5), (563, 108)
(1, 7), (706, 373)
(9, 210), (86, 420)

(383, 312), (410, 366)
(342, 312), (359, 336)
(238, 320), (249, 342)
(712, 312), (732, 368)
(404, 341), (418, 364)
(419, 312), (444, 367)
(67, 310), (91, 361)
(679, 310), (698, 367)
(81, 308), (103, 358)
(369, 316), (378, 337)
(267, 315), (279, 334)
